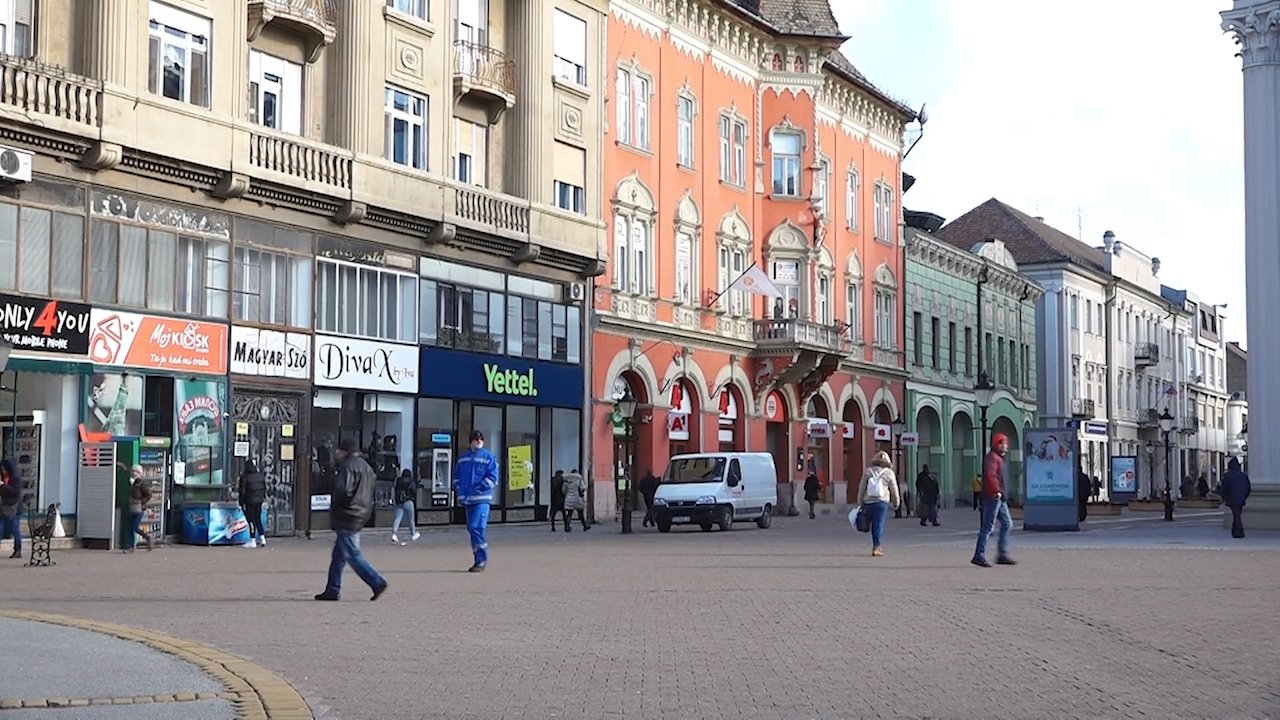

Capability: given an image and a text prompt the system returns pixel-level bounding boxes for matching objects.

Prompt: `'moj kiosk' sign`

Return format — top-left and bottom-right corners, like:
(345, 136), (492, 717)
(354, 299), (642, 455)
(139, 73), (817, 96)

(88, 309), (229, 374)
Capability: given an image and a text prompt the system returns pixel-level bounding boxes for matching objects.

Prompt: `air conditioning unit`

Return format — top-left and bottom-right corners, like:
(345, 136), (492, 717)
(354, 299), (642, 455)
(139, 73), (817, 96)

(563, 282), (585, 303)
(0, 146), (32, 184)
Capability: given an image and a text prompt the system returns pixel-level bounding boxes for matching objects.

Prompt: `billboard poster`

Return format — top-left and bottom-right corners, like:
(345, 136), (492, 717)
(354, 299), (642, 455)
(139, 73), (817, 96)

(1024, 429), (1075, 503)
(86, 373), (144, 437)
(1111, 456), (1138, 495)
(175, 378), (226, 486)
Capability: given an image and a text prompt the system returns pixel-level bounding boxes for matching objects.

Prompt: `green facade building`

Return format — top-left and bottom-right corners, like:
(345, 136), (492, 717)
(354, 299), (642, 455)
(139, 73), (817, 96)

(901, 222), (1043, 507)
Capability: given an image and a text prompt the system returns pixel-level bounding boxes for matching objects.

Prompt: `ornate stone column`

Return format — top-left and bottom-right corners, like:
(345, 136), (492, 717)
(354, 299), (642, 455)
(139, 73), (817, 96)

(331, 1), (373, 154)
(504, 0), (548, 201)
(1221, 0), (1280, 528)
(81, 0), (132, 86)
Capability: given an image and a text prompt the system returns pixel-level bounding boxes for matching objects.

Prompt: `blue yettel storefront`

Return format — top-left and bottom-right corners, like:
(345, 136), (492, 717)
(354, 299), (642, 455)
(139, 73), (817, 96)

(418, 348), (583, 407)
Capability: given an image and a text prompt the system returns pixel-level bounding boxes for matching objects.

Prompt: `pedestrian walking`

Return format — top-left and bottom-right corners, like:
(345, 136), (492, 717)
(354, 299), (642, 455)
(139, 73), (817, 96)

(238, 461), (267, 548)
(562, 469), (589, 532)
(916, 465), (940, 527)
(0, 460), (21, 559)
(1222, 457), (1251, 539)
(855, 451), (899, 557)
(390, 469), (420, 544)
(455, 430), (499, 571)
(639, 469), (659, 528)
(549, 470), (566, 531)
(971, 433), (1015, 568)
(125, 465), (154, 553)
(1076, 466), (1090, 523)
(971, 474), (982, 511)
(803, 471), (821, 519)
(1094, 476), (1104, 502)
(314, 437), (388, 601)
(1196, 474), (1210, 498)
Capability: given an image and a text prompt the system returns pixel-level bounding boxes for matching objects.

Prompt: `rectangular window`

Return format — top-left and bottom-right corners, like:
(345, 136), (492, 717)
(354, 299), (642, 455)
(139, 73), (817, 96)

(817, 275), (831, 324)
(845, 282), (861, 341)
(634, 76), (650, 149)
(912, 311), (923, 366)
(1070, 295), (1079, 329)
(249, 50), (302, 134)
(674, 231), (692, 304)
(316, 258), (417, 342)
(631, 219), (649, 295)
(1085, 299), (1093, 334)
(873, 184), (895, 242)
(612, 215), (629, 291)
(0, 0), (34, 57)
(552, 141), (586, 215)
(719, 115), (747, 185)
(615, 68), (631, 145)
(814, 159), (830, 216)
(232, 247), (311, 327)
(385, 86), (427, 170)
(718, 115), (731, 182)
(88, 220), (231, 318)
(677, 96), (694, 167)
(948, 321), (957, 373)
(387, 0), (427, 20)
(932, 317), (941, 369)
(729, 248), (744, 316)
(148, 1), (210, 107)
(553, 10), (587, 86)
(732, 119), (746, 186)
(771, 132), (801, 196)
(846, 170), (859, 230)
(964, 326), (973, 377)
(454, 118), (488, 187)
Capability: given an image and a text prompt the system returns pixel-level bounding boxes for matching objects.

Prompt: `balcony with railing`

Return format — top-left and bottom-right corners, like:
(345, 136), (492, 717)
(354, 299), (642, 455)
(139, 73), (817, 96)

(753, 318), (846, 354)
(453, 184), (530, 236)
(1138, 408), (1160, 428)
(1135, 342), (1159, 367)
(0, 55), (100, 129)
(452, 40), (517, 123)
(248, 127), (353, 191)
(1070, 397), (1096, 419)
(247, 0), (337, 63)
(1180, 413), (1200, 434)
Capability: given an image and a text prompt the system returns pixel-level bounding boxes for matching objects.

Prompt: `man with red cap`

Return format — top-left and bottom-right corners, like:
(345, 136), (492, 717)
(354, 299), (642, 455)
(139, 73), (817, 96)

(972, 432), (1016, 567)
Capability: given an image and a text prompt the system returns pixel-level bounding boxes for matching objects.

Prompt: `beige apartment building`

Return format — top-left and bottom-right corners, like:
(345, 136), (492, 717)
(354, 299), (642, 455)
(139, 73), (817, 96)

(0, 0), (606, 544)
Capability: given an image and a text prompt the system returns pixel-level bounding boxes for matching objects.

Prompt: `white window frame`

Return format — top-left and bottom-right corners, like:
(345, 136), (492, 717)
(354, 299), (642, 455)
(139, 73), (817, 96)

(677, 94), (695, 167)
(770, 130), (802, 197)
(615, 67), (651, 150)
(846, 168), (859, 230)
(675, 231), (693, 304)
(615, 68), (631, 145)
(553, 10), (587, 86)
(813, 158), (830, 217)
(718, 113), (748, 186)
(453, 118), (488, 187)
(771, 258), (801, 319)
(387, 0), (428, 21)
(873, 288), (896, 349)
(554, 180), (586, 215)
(148, 1), (211, 107)
(845, 280), (862, 342)
(0, 0), (34, 57)
(816, 273), (832, 325)
(316, 258), (418, 343)
(631, 218), (649, 295)
(613, 215), (630, 292)
(718, 115), (731, 182)
(249, 50), (303, 135)
(873, 183), (895, 242)
(384, 86), (428, 170)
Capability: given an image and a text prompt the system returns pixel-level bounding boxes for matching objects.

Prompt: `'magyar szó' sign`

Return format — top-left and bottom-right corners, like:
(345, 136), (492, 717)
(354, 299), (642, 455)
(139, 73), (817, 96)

(313, 334), (419, 393)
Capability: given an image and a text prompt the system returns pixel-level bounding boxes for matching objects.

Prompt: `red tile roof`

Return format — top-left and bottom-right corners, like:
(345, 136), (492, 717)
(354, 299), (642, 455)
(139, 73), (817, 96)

(935, 198), (1107, 272)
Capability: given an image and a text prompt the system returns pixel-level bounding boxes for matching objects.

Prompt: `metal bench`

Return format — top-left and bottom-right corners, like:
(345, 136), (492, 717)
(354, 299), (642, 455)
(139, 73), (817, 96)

(24, 500), (57, 567)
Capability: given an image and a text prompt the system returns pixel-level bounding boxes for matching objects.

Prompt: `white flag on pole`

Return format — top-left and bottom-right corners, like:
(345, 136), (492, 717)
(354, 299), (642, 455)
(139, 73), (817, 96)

(728, 264), (782, 298)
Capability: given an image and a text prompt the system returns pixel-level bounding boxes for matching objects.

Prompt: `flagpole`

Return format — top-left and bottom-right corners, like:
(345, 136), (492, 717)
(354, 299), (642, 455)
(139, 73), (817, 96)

(705, 261), (760, 308)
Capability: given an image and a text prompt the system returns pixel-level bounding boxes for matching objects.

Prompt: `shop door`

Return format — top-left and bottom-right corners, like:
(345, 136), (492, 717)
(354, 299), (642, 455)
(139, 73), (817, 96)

(232, 393), (301, 536)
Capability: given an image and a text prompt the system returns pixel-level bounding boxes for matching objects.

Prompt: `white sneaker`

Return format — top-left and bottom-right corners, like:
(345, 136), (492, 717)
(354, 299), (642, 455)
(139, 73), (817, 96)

(390, 534), (399, 544)
(243, 539), (257, 548)
(411, 532), (421, 541)
(258, 537), (266, 547)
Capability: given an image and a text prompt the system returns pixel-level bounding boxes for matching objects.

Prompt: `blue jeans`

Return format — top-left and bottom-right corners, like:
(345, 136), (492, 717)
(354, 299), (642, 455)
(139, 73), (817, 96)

(128, 511), (149, 549)
(325, 529), (386, 595)
(1, 514), (19, 551)
(391, 501), (416, 535)
(864, 501), (890, 547)
(975, 498), (1013, 559)
(465, 502), (490, 566)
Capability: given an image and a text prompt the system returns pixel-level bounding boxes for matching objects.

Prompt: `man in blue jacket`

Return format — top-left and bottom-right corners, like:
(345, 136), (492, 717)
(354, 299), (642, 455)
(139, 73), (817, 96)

(1222, 456), (1251, 539)
(455, 430), (499, 572)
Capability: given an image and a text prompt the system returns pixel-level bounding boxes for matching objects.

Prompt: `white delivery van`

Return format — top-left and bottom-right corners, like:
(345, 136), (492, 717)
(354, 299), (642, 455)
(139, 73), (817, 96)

(651, 452), (778, 532)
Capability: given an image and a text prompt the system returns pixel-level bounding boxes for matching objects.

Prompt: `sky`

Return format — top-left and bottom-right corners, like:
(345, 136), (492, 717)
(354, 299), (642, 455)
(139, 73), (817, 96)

(833, 1), (1248, 347)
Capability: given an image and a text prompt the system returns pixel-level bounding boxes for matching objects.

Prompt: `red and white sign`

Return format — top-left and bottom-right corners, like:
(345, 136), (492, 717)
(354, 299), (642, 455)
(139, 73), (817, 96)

(763, 391), (785, 422)
(900, 432), (920, 447)
(718, 388), (738, 444)
(88, 309), (228, 374)
(873, 424), (892, 442)
(807, 419), (831, 438)
(842, 421), (856, 440)
(667, 381), (693, 441)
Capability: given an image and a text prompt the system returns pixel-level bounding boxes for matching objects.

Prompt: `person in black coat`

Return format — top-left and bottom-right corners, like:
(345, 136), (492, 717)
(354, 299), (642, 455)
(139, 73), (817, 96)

(238, 461), (268, 548)
(803, 472), (821, 519)
(1077, 467), (1090, 523)
(1222, 457), (1251, 539)
(638, 469), (660, 528)
(549, 470), (566, 532)
(916, 465), (940, 527)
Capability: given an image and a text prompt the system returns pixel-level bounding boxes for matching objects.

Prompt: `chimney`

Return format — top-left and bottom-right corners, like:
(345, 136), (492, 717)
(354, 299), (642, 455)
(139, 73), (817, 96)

(1103, 230), (1116, 254)
(1033, 216), (1045, 222)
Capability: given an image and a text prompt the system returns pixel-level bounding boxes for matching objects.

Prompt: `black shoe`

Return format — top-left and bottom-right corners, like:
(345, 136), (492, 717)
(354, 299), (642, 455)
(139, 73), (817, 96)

(583, 524), (590, 531)
(370, 584), (388, 601)
(919, 520), (927, 526)
(9, 549), (20, 559)
(932, 522), (941, 527)
(468, 564), (486, 573)
(971, 557), (991, 568)
(314, 592), (340, 601)
(997, 556), (1017, 565)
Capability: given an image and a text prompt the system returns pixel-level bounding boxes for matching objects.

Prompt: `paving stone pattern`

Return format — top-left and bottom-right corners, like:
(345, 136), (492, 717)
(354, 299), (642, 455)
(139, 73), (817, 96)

(0, 510), (1276, 720)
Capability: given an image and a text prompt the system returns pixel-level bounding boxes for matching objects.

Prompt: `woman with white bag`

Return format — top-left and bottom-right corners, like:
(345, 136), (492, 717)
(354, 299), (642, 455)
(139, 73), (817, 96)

(855, 451), (900, 557)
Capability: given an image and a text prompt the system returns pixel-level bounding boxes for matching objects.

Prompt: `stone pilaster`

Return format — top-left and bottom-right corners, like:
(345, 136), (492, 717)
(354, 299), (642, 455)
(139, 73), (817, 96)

(1221, 0), (1280, 528)
(504, 0), (548, 201)
(331, 1), (373, 154)
(81, 0), (132, 86)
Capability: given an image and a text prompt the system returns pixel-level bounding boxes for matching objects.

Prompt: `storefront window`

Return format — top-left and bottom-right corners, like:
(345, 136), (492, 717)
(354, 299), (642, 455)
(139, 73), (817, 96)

(0, 180), (87, 299)
(505, 405), (537, 509)
(312, 390), (415, 511)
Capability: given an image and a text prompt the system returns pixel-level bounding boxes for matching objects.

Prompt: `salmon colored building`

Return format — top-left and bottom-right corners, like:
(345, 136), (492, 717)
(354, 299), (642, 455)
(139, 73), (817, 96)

(591, 0), (916, 517)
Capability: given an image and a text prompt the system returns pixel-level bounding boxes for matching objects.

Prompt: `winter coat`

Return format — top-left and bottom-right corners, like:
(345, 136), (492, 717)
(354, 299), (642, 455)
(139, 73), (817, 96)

(393, 474), (419, 505)
(454, 448), (499, 505)
(331, 452), (377, 532)
(0, 459), (21, 517)
(239, 471), (267, 506)
(916, 471), (939, 504)
(128, 479), (152, 514)
(982, 447), (1009, 499)
(1222, 460), (1251, 509)
(638, 472), (660, 504)
(856, 458), (900, 509)
(562, 472), (585, 511)
(550, 474), (566, 511)
(803, 474), (821, 502)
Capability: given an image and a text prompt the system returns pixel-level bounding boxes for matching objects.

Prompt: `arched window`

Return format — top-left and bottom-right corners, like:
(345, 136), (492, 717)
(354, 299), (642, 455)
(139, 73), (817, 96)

(872, 262), (897, 349)
(673, 192), (701, 305)
(611, 174), (656, 296)
(845, 252), (863, 341)
(716, 208), (751, 316)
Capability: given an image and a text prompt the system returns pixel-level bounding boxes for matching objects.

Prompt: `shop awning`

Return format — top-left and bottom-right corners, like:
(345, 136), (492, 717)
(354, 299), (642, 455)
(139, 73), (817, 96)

(5, 357), (94, 374)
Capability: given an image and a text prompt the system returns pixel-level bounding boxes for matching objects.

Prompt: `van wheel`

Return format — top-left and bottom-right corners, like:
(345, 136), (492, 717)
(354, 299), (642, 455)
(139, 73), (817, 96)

(718, 506), (734, 531)
(755, 504), (773, 529)
(656, 519), (672, 533)
(698, 522), (713, 532)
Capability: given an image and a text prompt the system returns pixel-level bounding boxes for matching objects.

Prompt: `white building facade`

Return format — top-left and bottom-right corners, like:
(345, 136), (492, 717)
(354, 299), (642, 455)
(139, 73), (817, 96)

(1167, 295), (1231, 490)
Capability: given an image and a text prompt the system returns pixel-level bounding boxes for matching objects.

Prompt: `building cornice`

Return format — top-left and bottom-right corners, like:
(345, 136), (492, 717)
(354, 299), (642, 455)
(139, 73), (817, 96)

(906, 230), (1044, 301)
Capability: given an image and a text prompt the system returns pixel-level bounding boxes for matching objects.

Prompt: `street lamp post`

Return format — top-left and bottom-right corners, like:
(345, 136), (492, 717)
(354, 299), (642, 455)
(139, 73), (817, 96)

(1158, 408), (1176, 522)
(974, 371), (995, 452)
(891, 414), (905, 517)
(1145, 441), (1156, 497)
(618, 389), (638, 535)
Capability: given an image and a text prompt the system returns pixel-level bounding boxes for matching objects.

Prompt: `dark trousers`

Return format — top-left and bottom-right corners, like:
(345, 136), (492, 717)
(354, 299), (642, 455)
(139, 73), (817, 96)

(243, 502), (265, 539)
(2, 513), (21, 551)
(562, 508), (588, 531)
(807, 500), (816, 518)
(549, 505), (564, 530)
(973, 492), (981, 510)
(642, 496), (656, 527)
(128, 511), (150, 549)
(919, 502), (938, 525)
(1230, 505), (1245, 538)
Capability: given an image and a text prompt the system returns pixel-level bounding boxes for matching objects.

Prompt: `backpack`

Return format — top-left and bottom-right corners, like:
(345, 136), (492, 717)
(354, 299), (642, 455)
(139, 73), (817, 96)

(864, 467), (889, 501)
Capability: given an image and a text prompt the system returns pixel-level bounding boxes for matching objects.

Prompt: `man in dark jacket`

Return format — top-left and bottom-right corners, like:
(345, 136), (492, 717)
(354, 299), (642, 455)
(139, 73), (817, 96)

(0, 459), (22, 559)
(916, 465), (940, 527)
(1222, 457), (1251, 539)
(239, 461), (268, 548)
(638, 469), (660, 528)
(803, 472), (821, 519)
(315, 438), (388, 601)
(971, 433), (1014, 568)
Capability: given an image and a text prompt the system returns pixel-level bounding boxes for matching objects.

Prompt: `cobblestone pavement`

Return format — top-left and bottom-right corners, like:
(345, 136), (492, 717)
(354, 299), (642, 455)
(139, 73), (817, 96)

(1, 509), (1276, 720)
